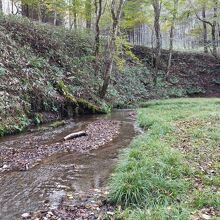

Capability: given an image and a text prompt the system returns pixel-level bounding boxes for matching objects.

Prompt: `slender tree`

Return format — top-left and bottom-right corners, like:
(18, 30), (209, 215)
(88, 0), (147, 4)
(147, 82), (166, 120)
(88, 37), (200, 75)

(202, 5), (208, 53)
(212, 0), (218, 56)
(191, 0), (218, 57)
(100, 0), (125, 98)
(94, 0), (103, 58)
(152, 0), (162, 84)
(85, 0), (92, 29)
(167, 0), (179, 75)
(73, 0), (77, 29)
(21, 0), (29, 17)
(38, 0), (43, 22)
(0, 0), (2, 12)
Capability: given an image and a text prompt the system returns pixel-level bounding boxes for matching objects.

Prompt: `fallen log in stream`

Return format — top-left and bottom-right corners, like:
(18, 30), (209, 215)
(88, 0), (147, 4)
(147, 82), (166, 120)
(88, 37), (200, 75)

(64, 131), (87, 141)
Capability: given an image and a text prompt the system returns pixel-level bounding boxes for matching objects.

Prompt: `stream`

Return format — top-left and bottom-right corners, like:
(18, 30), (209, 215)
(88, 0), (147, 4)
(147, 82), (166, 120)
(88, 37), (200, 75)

(0, 110), (136, 220)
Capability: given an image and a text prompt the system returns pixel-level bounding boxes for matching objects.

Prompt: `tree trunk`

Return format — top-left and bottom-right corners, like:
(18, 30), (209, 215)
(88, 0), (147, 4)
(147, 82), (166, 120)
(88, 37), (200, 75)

(151, 29), (155, 66)
(53, 11), (57, 26)
(21, 1), (30, 17)
(0, 0), (2, 11)
(100, 57), (114, 99)
(72, 0), (77, 29)
(212, 25), (217, 56)
(152, 0), (161, 85)
(202, 6), (208, 53)
(152, 3), (161, 84)
(74, 12), (77, 29)
(11, 0), (15, 14)
(94, 0), (102, 58)
(167, 0), (178, 75)
(193, 0), (217, 57)
(94, 0), (103, 76)
(167, 25), (174, 75)
(212, 0), (218, 57)
(100, 0), (124, 99)
(38, 2), (42, 22)
(85, 0), (92, 29)
(100, 21), (117, 98)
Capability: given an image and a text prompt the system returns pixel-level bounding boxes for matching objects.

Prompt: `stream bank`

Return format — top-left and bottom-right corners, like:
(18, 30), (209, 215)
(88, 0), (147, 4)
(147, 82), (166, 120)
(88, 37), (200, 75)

(0, 110), (136, 220)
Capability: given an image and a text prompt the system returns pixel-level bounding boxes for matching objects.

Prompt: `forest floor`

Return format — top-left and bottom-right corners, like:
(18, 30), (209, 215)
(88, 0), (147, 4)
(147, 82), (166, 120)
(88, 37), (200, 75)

(108, 98), (220, 220)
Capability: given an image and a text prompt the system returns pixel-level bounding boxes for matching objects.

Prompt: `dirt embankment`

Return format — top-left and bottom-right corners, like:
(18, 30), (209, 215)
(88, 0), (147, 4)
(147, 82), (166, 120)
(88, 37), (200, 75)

(0, 15), (107, 136)
(133, 46), (220, 97)
(0, 120), (120, 172)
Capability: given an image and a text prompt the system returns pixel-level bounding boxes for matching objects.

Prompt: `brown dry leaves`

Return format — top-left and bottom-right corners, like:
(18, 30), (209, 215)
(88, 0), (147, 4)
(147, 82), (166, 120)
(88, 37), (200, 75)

(173, 119), (220, 177)
(171, 118), (220, 219)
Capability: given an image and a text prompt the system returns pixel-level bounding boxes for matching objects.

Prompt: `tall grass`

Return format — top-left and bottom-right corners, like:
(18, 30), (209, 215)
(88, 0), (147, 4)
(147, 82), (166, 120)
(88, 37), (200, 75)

(108, 98), (220, 219)
(109, 135), (190, 207)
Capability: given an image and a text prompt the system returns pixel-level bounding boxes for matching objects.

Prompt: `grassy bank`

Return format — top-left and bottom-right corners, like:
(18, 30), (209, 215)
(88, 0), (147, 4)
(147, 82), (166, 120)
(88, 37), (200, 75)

(108, 98), (220, 219)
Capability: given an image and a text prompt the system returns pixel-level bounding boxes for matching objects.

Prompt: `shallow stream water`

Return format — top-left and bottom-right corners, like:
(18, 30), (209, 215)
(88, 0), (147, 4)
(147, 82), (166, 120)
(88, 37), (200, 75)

(0, 110), (136, 220)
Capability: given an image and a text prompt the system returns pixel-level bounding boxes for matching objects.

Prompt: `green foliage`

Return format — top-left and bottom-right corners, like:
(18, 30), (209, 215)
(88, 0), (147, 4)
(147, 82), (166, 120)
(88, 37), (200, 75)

(122, 0), (152, 28)
(99, 102), (112, 113)
(128, 205), (191, 220)
(56, 80), (105, 113)
(33, 113), (43, 125)
(115, 36), (138, 72)
(214, 78), (220, 85)
(77, 98), (101, 113)
(167, 87), (186, 97)
(29, 57), (48, 69)
(0, 66), (6, 76)
(13, 115), (30, 132)
(111, 65), (151, 106)
(57, 80), (75, 99)
(186, 87), (205, 95)
(50, 120), (66, 128)
(193, 189), (220, 209)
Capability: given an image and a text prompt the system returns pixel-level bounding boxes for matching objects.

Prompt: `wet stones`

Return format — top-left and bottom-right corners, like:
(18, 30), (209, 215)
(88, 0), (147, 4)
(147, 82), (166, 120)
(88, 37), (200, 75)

(21, 212), (31, 218)
(29, 188), (114, 220)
